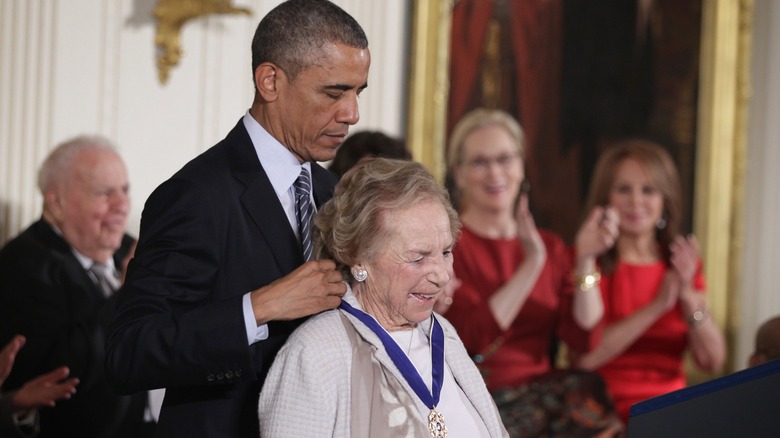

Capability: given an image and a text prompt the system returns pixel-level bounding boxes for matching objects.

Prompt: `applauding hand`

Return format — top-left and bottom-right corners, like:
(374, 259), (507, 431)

(1, 335), (79, 415)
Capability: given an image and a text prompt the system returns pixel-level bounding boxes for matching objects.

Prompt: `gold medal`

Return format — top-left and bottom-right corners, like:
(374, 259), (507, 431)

(428, 408), (447, 438)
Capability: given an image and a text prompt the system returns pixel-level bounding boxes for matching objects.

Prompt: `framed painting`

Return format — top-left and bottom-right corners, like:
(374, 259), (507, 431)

(407, 0), (754, 373)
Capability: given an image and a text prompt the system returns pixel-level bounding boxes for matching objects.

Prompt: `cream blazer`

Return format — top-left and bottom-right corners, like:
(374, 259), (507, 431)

(258, 291), (508, 438)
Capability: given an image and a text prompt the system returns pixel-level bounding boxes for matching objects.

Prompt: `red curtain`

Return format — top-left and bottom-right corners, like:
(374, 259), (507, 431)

(447, 0), (578, 239)
(447, 0), (494, 138)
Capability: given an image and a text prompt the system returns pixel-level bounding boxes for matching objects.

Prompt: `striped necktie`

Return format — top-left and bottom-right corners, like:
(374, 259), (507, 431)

(294, 167), (314, 261)
(89, 263), (119, 297)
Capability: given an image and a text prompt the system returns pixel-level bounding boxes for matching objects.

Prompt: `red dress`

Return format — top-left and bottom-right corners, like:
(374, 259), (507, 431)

(596, 260), (706, 422)
(446, 225), (597, 391)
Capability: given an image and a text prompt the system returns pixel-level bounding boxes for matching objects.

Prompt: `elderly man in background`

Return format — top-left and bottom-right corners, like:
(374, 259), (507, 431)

(0, 135), (149, 438)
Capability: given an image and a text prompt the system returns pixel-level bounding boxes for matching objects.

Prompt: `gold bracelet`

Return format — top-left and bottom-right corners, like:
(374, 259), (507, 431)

(575, 271), (601, 292)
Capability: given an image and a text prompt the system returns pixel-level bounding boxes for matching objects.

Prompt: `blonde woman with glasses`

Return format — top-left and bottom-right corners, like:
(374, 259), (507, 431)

(439, 108), (622, 437)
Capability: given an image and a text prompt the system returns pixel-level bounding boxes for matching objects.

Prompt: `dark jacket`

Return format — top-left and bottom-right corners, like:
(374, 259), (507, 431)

(0, 219), (142, 438)
(105, 120), (338, 438)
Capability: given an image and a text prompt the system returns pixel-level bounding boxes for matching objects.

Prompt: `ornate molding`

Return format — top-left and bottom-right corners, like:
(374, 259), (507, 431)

(153, 0), (252, 85)
(693, 0), (753, 375)
(406, 0), (453, 182)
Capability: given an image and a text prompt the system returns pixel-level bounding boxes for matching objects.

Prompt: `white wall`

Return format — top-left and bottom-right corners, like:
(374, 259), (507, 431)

(736, 0), (780, 369)
(0, 0), (409, 241)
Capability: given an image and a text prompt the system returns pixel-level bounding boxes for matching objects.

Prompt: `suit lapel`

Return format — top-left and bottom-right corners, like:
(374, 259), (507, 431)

(32, 219), (107, 302)
(224, 121), (303, 270)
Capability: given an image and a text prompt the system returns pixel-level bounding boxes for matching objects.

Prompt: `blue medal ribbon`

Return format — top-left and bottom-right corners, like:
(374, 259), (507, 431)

(339, 299), (445, 409)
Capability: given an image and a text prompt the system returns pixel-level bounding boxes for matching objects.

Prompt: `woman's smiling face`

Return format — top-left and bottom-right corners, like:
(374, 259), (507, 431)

(609, 158), (665, 238)
(455, 124), (523, 214)
(357, 198), (454, 331)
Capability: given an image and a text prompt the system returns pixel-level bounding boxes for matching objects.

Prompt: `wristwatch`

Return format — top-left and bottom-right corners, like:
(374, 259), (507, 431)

(688, 307), (708, 327)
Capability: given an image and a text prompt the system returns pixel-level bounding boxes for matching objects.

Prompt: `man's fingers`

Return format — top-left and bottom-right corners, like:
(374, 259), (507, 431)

(1, 335), (25, 358)
(324, 269), (345, 284)
(323, 280), (347, 297)
(303, 258), (337, 271)
(321, 295), (342, 310)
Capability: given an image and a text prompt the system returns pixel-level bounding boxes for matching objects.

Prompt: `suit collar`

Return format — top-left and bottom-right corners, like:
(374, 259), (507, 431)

(221, 120), (303, 268)
(31, 218), (70, 250)
(29, 219), (119, 300)
(241, 112), (308, 200)
(224, 119), (339, 270)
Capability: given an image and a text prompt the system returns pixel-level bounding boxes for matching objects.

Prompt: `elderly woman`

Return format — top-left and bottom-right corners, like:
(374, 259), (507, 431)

(258, 158), (507, 437)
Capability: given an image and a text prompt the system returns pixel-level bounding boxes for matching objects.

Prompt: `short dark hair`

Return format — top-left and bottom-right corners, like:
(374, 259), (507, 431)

(328, 131), (411, 177)
(251, 0), (368, 80)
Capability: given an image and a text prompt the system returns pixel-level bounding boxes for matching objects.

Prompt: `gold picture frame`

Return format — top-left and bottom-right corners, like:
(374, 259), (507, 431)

(407, 0), (754, 374)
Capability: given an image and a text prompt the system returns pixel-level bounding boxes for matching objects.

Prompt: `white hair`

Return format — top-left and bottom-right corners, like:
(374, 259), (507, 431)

(37, 135), (118, 193)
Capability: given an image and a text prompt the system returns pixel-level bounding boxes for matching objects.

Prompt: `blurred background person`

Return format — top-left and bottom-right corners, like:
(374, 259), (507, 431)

(0, 135), (151, 437)
(748, 315), (780, 367)
(327, 130), (411, 177)
(1, 335), (79, 438)
(440, 108), (622, 437)
(574, 139), (726, 423)
(259, 158), (508, 437)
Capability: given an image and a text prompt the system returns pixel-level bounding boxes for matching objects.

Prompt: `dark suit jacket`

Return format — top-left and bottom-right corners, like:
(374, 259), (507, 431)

(105, 120), (339, 438)
(1, 391), (39, 438)
(0, 219), (142, 438)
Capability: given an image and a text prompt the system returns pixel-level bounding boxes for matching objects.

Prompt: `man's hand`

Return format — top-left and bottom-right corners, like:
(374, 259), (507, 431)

(12, 367), (79, 412)
(250, 259), (347, 324)
(2, 334), (80, 414)
(0, 335), (25, 386)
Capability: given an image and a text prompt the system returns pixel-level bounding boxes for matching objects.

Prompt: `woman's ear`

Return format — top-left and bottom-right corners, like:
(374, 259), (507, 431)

(254, 63), (280, 102)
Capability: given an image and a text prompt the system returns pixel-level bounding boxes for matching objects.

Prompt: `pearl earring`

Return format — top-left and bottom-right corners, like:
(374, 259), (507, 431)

(351, 266), (368, 282)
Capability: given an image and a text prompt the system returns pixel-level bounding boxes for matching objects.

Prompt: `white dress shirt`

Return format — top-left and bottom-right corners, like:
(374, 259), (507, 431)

(240, 111), (315, 344)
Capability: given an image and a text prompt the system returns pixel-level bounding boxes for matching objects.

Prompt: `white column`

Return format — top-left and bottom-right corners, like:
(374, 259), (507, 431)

(737, 0), (780, 369)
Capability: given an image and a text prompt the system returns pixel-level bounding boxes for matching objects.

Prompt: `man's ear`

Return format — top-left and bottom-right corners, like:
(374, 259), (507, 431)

(255, 63), (280, 102)
(44, 190), (64, 222)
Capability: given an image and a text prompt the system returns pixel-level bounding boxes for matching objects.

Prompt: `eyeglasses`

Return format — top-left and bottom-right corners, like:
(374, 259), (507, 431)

(462, 153), (519, 172)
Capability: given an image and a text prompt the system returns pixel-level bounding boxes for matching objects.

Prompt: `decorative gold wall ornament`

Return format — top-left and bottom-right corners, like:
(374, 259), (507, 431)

(153, 0), (252, 85)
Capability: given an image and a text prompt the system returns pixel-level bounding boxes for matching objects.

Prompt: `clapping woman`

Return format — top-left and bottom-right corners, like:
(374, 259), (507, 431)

(574, 139), (726, 422)
(439, 108), (621, 437)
